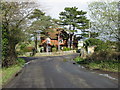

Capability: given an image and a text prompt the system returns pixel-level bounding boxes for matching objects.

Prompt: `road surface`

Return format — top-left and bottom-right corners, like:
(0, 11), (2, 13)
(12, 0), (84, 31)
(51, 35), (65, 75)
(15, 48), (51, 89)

(4, 54), (118, 88)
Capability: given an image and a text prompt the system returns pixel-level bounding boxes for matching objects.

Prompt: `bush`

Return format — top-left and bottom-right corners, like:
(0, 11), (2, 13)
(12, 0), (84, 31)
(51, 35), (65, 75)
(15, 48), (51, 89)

(17, 58), (25, 65)
(23, 47), (34, 52)
(74, 56), (87, 64)
(95, 43), (109, 51)
(16, 50), (25, 55)
(52, 47), (57, 52)
(85, 38), (110, 51)
(20, 44), (27, 50)
(63, 47), (71, 51)
(88, 61), (119, 72)
(74, 49), (120, 72)
(85, 51), (120, 63)
(74, 56), (83, 62)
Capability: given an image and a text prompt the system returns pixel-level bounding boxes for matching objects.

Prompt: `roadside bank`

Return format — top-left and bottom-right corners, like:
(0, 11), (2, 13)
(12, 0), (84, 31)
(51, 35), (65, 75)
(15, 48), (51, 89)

(1, 58), (25, 87)
(73, 56), (119, 80)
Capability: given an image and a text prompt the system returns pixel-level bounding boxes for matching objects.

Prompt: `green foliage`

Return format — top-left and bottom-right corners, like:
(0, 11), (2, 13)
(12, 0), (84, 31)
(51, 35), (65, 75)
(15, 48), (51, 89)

(28, 9), (54, 53)
(2, 23), (9, 62)
(88, 1), (119, 41)
(74, 51), (120, 72)
(74, 56), (84, 62)
(59, 7), (89, 48)
(23, 47), (34, 52)
(86, 51), (120, 62)
(29, 9), (54, 37)
(62, 47), (71, 51)
(88, 62), (119, 72)
(2, 64), (22, 85)
(80, 33), (89, 38)
(2, 58), (25, 85)
(20, 44), (27, 50)
(90, 32), (99, 38)
(1, 2), (34, 67)
(16, 51), (25, 56)
(2, 35), (8, 59)
(95, 43), (109, 51)
(85, 38), (110, 51)
(59, 7), (89, 31)
(28, 9), (45, 19)
(52, 47), (57, 52)
(17, 58), (25, 66)
(85, 38), (103, 46)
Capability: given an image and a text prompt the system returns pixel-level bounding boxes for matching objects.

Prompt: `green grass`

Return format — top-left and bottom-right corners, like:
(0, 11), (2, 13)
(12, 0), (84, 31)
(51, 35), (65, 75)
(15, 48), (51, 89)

(74, 57), (119, 72)
(1, 58), (25, 86)
(88, 62), (119, 72)
(74, 56), (84, 62)
(1, 65), (22, 86)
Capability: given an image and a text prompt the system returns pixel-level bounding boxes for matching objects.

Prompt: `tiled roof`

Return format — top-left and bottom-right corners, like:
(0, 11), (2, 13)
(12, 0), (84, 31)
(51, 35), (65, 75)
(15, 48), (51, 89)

(40, 28), (68, 46)
(40, 39), (67, 46)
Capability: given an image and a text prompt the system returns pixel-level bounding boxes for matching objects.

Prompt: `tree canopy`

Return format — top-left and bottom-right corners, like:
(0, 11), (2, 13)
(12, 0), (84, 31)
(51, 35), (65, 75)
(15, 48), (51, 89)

(88, 1), (119, 41)
(1, 2), (36, 67)
(28, 9), (54, 38)
(59, 7), (89, 48)
(59, 7), (89, 33)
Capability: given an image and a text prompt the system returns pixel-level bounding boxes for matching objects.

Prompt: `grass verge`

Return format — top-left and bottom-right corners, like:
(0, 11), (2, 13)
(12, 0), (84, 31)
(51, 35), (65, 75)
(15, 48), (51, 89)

(1, 58), (25, 86)
(74, 56), (119, 72)
(86, 61), (119, 72)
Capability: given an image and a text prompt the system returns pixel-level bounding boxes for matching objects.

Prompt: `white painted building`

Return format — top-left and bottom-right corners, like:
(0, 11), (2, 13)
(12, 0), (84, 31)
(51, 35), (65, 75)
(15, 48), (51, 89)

(78, 40), (84, 49)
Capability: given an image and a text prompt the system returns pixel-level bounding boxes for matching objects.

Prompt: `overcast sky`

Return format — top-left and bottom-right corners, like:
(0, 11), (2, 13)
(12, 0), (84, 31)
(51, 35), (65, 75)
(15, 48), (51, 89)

(37, 0), (118, 19)
(39, 0), (95, 19)
(6, 0), (118, 19)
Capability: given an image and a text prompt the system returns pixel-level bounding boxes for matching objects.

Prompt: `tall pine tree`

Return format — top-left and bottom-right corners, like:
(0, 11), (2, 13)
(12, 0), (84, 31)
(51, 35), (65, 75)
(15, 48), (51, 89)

(59, 7), (89, 49)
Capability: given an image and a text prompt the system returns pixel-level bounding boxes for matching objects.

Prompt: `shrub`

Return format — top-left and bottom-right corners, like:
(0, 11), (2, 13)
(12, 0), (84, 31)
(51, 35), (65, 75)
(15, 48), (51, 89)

(85, 51), (120, 62)
(74, 56), (84, 62)
(63, 47), (71, 51)
(23, 47), (34, 52)
(16, 50), (25, 55)
(74, 56), (86, 64)
(20, 44), (27, 50)
(17, 58), (25, 65)
(85, 38), (110, 51)
(85, 38), (103, 46)
(52, 47), (57, 52)
(95, 43), (109, 51)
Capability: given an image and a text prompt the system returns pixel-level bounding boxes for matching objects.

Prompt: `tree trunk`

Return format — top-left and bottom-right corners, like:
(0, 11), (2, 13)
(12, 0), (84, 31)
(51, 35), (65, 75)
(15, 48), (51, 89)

(71, 34), (74, 49)
(2, 41), (17, 67)
(71, 26), (75, 49)
(58, 33), (60, 51)
(35, 35), (38, 53)
(70, 34), (71, 49)
(69, 33), (75, 49)
(68, 33), (71, 48)
(68, 25), (71, 49)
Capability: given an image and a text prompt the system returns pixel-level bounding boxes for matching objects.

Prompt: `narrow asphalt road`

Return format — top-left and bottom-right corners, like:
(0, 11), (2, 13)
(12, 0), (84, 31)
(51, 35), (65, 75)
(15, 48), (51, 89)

(4, 54), (118, 88)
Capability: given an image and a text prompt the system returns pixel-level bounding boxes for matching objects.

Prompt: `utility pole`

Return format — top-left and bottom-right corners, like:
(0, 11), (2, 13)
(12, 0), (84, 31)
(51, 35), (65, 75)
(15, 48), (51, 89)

(68, 33), (71, 48)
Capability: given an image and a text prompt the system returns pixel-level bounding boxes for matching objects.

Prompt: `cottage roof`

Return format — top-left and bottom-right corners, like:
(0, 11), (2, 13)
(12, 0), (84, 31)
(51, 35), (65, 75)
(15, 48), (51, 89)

(40, 39), (66, 46)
